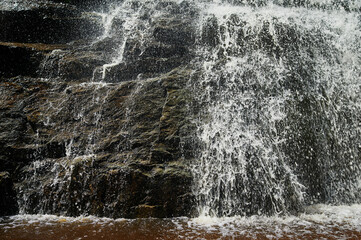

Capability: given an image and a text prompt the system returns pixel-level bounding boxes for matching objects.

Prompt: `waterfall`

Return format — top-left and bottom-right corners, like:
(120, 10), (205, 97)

(12, 0), (197, 217)
(191, 1), (361, 217)
(95, 1), (154, 81)
(4, 0), (360, 219)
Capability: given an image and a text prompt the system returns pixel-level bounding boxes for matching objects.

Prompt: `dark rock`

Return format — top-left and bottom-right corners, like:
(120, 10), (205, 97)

(0, 1), (198, 219)
(0, 172), (18, 216)
(124, 41), (189, 61)
(52, 0), (110, 11)
(0, 78), (67, 174)
(142, 44), (188, 58)
(1, 68), (196, 218)
(153, 21), (195, 46)
(16, 153), (194, 218)
(155, 1), (198, 17)
(55, 51), (106, 81)
(103, 57), (186, 82)
(201, 16), (219, 47)
(0, 44), (43, 77)
(90, 37), (122, 54)
(0, 42), (68, 78)
(0, 5), (102, 44)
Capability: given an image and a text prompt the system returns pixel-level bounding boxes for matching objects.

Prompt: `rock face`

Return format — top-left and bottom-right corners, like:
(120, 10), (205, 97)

(0, 0), (197, 217)
(2, 0), (360, 219)
(0, 0), (102, 44)
(0, 172), (18, 216)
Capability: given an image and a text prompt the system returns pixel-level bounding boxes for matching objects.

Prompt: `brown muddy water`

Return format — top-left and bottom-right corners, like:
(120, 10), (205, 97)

(1, 204), (361, 240)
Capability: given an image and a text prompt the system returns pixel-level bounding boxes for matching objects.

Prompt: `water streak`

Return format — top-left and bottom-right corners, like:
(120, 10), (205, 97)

(191, 1), (361, 217)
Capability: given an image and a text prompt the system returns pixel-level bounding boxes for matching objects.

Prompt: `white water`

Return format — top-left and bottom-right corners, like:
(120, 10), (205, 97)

(190, 204), (361, 235)
(2, 205), (361, 239)
(190, 1), (361, 217)
(95, 0), (155, 81)
(11, 0), (361, 220)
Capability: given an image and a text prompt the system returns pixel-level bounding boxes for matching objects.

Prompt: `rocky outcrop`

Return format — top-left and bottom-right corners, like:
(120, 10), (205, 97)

(0, 0), (197, 217)
(7, 69), (196, 217)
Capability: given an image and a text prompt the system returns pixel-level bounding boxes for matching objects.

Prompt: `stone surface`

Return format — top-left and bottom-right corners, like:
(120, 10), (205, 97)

(5, 69), (196, 218)
(0, 0), (198, 218)
(0, 42), (69, 78)
(0, 1), (102, 44)
(1, 0), (359, 219)
(52, 0), (110, 11)
(0, 172), (18, 216)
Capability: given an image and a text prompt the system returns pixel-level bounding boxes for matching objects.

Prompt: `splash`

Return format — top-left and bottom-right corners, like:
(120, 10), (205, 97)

(191, 1), (361, 217)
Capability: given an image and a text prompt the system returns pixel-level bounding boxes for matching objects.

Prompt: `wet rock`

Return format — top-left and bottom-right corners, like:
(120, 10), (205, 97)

(147, 165), (195, 217)
(153, 20), (195, 46)
(201, 16), (219, 47)
(155, 1), (196, 15)
(0, 42), (68, 78)
(0, 1), (198, 218)
(2, 68), (196, 218)
(17, 156), (194, 218)
(134, 204), (159, 218)
(125, 41), (189, 61)
(103, 57), (185, 82)
(0, 3), (102, 44)
(142, 44), (189, 58)
(0, 44), (43, 77)
(90, 37), (122, 54)
(57, 51), (106, 81)
(98, 37), (194, 83)
(0, 172), (18, 216)
(0, 78), (67, 174)
(52, 0), (110, 11)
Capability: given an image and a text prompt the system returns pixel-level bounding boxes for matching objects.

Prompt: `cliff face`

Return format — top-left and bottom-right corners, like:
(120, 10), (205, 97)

(2, 0), (361, 218)
(0, 0), (198, 217)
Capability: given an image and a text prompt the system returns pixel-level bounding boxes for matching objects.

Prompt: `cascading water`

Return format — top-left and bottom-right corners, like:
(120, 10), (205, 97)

(191, 4), (304, 217)
(2, 0), (361, 238)
(1, 0), (361, 226)
(191, 0), (361, 217)
(94, 1), (153, 81)
(13, 0), (197, 217)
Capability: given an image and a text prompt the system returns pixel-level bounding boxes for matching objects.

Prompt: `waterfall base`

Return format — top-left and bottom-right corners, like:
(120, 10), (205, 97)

(2, 204), (361, 239)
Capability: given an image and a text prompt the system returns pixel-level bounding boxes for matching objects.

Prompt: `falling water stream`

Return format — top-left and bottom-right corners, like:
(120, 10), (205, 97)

(191, 0), (361, 218)
(2, 0), (361, 239)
